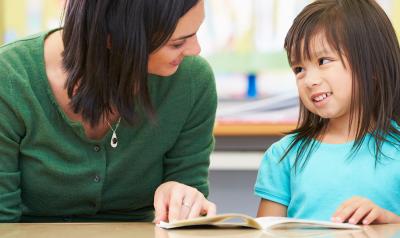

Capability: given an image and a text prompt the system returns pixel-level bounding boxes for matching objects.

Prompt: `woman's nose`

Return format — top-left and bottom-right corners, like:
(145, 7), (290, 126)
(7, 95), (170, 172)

(183, 35), (201, 56)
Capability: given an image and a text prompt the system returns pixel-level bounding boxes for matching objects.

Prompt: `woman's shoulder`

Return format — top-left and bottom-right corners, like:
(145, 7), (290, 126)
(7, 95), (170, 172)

(0, 32), (45, 58)
(0, 32), (47, 79)
(0, 32), (50, 103)
(148, 55), (217, 114)
(170, 55), (216, 95)
(175, 56), (214, 82)
(179, 55), (213, 71)
(151, 56), (214, 89)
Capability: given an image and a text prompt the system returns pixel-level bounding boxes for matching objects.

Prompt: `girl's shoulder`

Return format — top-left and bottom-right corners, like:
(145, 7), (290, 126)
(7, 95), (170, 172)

(265, 134), (298, 158)
(386, 120), (400, 143)
(391, 120), (400, 131)
(274, 133), (298, 148)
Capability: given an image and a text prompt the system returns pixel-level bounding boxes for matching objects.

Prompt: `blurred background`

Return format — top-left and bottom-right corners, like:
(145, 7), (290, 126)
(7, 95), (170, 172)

(1, 0), (399, 216)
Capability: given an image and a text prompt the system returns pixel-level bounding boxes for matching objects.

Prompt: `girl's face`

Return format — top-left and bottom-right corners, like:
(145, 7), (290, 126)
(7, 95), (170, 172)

(291, 33), (354, 123)
(148, 0), (204, 76)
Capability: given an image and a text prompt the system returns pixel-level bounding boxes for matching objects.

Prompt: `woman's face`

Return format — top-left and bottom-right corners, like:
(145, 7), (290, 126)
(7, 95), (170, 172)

(148, 0), (205, 76)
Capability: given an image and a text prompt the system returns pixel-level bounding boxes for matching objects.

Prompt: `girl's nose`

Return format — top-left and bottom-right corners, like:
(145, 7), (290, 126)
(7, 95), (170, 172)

(304, 69), (322, 87)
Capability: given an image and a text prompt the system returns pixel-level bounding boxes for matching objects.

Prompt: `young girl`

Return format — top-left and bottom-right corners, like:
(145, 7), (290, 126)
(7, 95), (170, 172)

(255, 0), (400, 225)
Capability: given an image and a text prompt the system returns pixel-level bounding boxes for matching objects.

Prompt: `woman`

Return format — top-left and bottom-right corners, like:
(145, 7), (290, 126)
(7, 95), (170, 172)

(0, 0), (217, 222)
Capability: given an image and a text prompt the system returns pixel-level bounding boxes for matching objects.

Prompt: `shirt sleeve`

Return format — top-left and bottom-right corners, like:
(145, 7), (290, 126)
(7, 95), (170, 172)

(254, 140), (292, 207)
(163, 57), (217, 197)
(0, 72), (24, 222)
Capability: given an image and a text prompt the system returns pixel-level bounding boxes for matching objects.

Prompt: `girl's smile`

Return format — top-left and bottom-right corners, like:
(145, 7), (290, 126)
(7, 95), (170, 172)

(311, 91), (333, 106)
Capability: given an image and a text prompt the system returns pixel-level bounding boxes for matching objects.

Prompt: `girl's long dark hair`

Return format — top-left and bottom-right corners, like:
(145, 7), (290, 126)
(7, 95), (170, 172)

(283, 0), (400, 171)
(62, 0), (199, 126)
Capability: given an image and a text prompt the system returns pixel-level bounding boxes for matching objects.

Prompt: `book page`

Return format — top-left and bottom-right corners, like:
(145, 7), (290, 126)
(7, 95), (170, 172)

(158, 213), (262, 229)
(254, 217), (361, 230)
(158, 214), (361, 230)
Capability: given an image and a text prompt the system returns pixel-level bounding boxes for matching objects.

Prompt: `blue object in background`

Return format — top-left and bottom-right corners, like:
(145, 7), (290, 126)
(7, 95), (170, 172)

(247, 73), (257, 98)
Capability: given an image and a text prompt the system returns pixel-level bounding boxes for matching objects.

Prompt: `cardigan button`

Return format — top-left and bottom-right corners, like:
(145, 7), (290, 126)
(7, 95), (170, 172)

(93, 145), (101, 152)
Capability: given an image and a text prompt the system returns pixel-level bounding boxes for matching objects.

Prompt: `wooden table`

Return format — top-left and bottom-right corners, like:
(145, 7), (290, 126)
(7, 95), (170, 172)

(214, 123), (296, 136)
(0, 223), (399, 238)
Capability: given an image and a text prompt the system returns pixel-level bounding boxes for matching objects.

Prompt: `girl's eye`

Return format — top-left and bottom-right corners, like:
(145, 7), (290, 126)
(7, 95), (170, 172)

(319, 58), (331, 65)
(293, 66), (304, 74)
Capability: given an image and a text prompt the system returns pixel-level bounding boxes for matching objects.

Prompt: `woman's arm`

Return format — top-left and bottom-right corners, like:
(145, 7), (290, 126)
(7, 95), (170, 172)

(154, 56), (217, 223)
(257, 199), (287, 217)
(0, 69), (24, 222)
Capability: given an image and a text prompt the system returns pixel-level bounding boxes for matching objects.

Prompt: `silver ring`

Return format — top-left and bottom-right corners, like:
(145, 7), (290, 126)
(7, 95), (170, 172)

(182, 202), (191, 208)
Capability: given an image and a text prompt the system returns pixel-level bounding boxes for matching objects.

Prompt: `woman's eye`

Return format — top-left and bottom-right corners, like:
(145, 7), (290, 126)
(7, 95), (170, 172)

(293, 66), (304, 74)
(319, 58), (331, 65)
(170, 42), (185, 49)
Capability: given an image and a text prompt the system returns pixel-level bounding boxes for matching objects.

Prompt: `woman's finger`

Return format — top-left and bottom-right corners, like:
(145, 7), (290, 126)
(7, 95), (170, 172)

(168, 187), (185, 222)
(203, 200), (217, 217)
(179, 193), (197, 220)
(153, 188), (168, 223)
(187, 193), (205, 219)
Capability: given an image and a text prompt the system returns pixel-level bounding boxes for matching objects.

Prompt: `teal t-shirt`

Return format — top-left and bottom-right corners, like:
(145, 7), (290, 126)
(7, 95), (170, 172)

(254, 129), (400, 221)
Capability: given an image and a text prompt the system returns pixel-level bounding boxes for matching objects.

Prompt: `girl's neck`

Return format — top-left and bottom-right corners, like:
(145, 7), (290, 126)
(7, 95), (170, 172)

(322, 116), (359, 144)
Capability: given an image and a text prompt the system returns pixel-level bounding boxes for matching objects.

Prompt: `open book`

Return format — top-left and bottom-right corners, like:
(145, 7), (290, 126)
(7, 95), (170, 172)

(158, 213), (361, 230)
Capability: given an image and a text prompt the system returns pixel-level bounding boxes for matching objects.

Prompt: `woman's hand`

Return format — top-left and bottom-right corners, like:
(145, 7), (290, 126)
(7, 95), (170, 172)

(153, 181), (216, 223)
(332, 196), (400, 225)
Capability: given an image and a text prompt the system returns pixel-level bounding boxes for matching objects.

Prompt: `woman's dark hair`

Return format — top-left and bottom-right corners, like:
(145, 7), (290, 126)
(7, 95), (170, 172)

(62, 0), (199, 126)
(283, 0), (400, 171)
